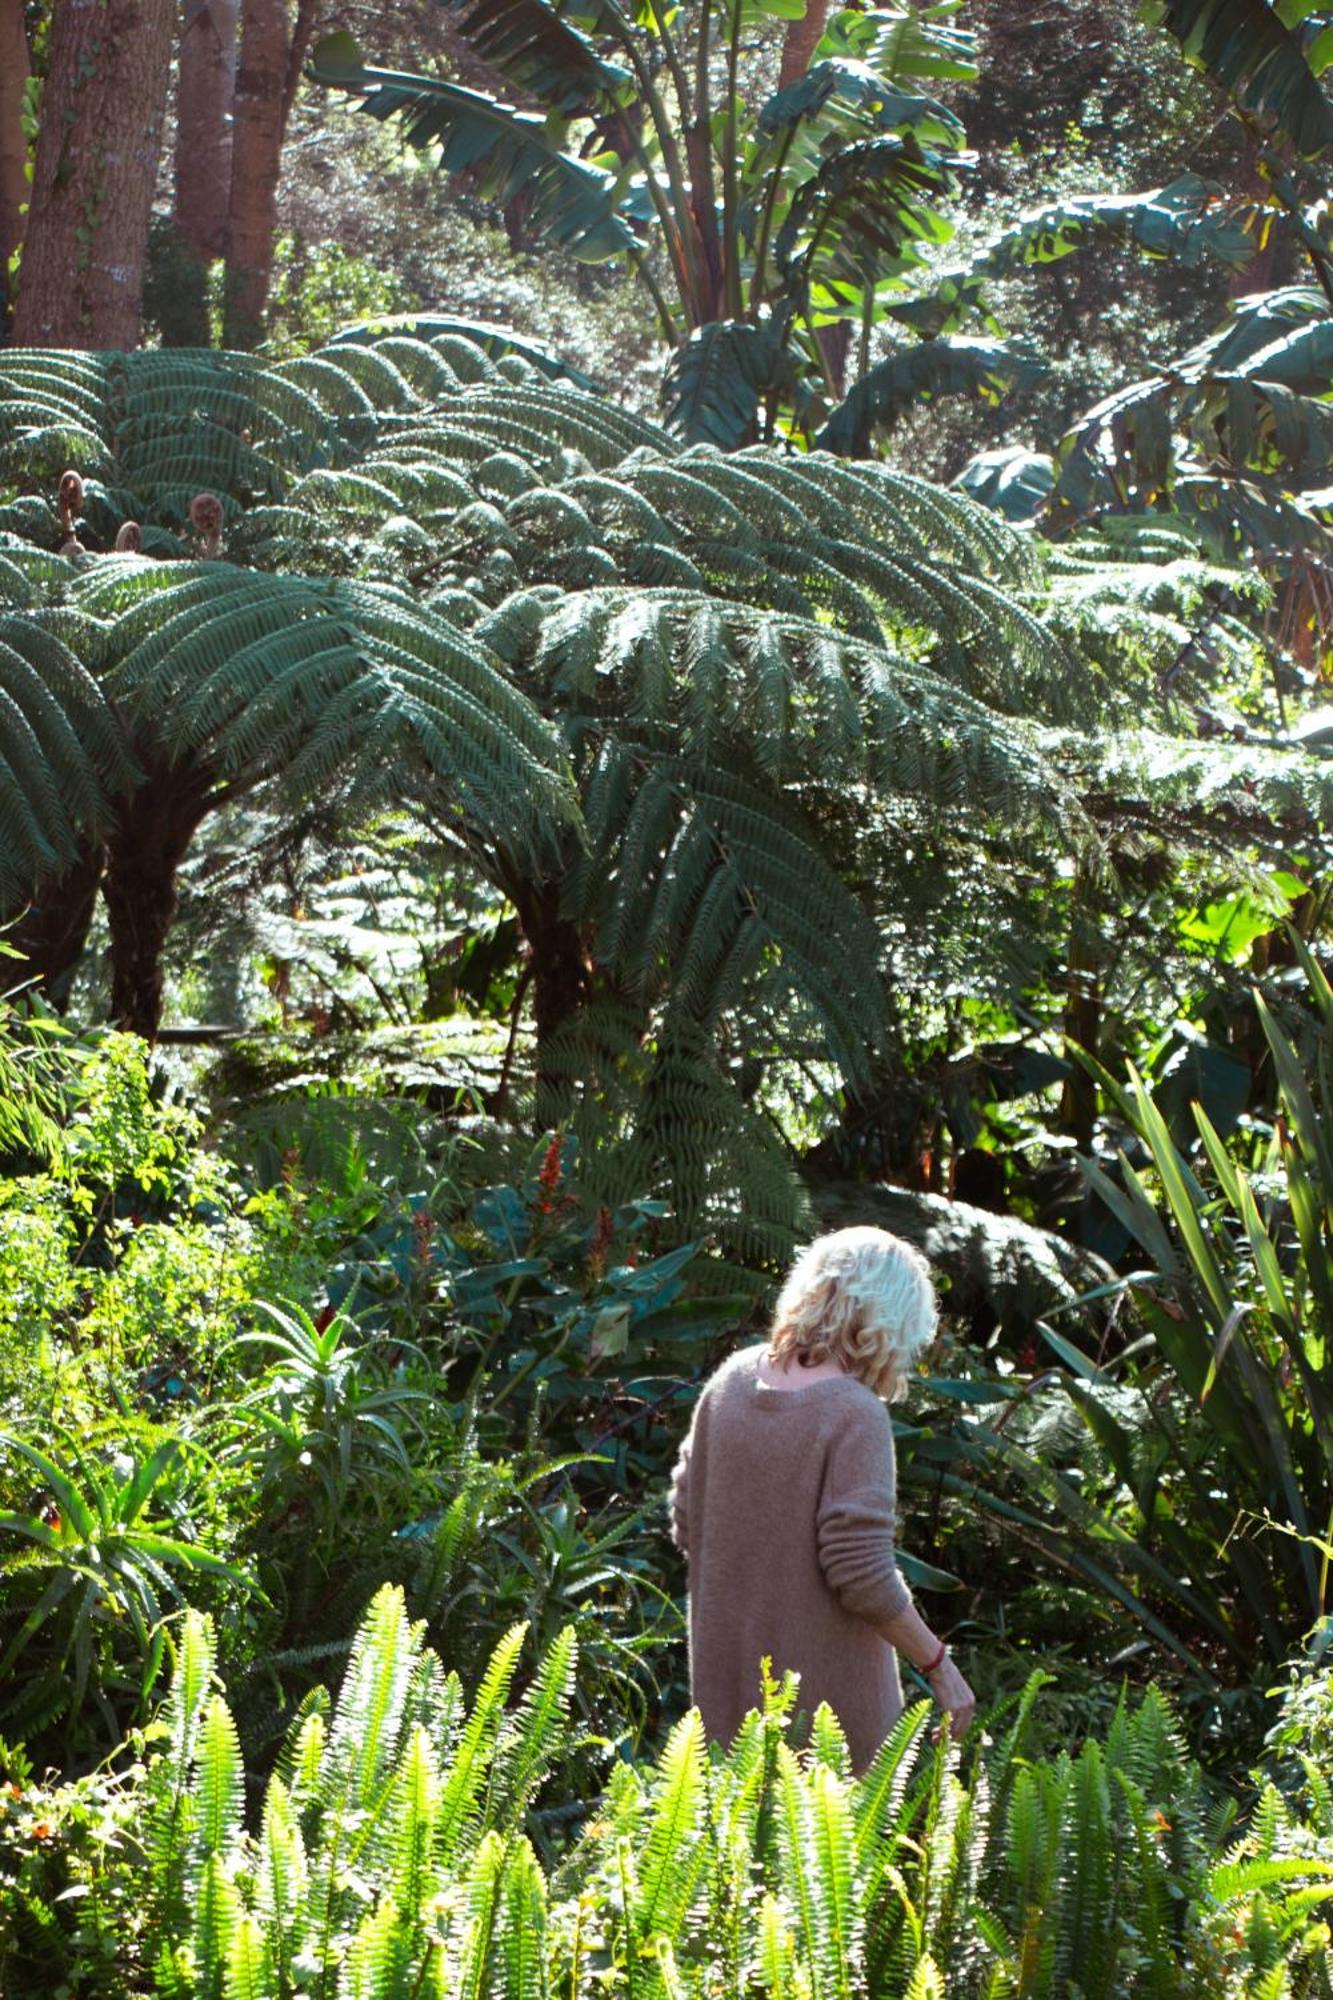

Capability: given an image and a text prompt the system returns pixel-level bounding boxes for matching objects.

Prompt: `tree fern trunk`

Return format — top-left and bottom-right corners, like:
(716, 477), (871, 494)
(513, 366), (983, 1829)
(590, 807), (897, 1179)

(0, 0), (28, 329)
(510, 883), (596, 1108)
(222, 0), (287, 350)
(11, 0), (175, 348)
(6, 845), (105, 1011)
(102, 766), (213, 1040)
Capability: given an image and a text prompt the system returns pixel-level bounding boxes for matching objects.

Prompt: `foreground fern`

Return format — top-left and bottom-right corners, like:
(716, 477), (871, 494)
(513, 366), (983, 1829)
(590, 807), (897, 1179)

(11, 1588), (1330, 1997)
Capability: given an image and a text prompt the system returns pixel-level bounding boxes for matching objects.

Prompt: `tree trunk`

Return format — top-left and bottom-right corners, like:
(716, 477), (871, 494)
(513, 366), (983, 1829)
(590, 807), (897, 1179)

(159, 0), (238, 345)
(6, 845), (105, 1011)
(176, 0), (238, 261)
(507, 879), (600, 1115)
(0, 0), (29, 324)
(778, 0), (829, 87)
(101, 764), (213, 1040)
(12, 0), (175, 349)
(222, 0), (289, 349)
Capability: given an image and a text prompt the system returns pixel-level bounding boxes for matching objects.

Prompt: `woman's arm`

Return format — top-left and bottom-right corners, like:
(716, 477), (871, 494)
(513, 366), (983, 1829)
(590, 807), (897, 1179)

(816, 1404), (975, 1740)
(870, 1601), (975, 1742)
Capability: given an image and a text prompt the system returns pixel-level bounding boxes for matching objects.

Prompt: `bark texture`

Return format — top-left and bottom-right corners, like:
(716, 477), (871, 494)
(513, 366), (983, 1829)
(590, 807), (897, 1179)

(222, 0), (289, 349)
(778, 0), (829, 87)
(175, 0), (239, 261)
(102, 763), (213, 1040)
(6, 845), (105, 1011)
(12, 0), (175, 349)
(0, 0), (29, 316)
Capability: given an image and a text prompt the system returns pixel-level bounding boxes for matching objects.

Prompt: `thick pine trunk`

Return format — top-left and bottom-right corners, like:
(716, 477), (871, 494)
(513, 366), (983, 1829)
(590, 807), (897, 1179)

(6, 846), (105, 1011)
(12, 0), (175, 349)
(176, 0), (239, 261)
(222, 0), (289, 349)
(164, 0), (238, 344)
(0, 0), (28, 323)
(102, 765), (213, 1041)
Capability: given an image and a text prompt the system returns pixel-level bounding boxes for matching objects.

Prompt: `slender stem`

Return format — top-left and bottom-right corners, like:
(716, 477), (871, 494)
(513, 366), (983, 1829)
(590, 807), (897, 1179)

(613, 29), (705, 320)
(748, 121), (798, 312)
(632, 246), (679, 343)
(858, 284), (873, 380)
(688, 0), (722, 313)
(722, 0), (745, 317)
(490, 957), (535, 1117)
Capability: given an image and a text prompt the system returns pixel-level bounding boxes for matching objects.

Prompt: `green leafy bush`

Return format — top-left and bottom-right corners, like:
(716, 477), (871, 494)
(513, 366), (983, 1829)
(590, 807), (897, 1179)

(4, 1587), (1331, 1998)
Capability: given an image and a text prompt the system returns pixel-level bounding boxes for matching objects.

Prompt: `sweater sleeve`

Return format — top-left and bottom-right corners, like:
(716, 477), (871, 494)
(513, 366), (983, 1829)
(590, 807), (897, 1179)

(668, 1430), (692, 1556)
(815, 1399), (912, 1623)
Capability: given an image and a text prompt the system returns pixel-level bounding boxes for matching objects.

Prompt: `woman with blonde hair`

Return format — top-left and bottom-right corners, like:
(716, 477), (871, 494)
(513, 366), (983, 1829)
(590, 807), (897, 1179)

(668, 1225), (975, 1775)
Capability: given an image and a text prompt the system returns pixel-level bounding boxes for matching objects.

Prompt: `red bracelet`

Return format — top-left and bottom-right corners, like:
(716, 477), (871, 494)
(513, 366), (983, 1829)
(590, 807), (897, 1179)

(921, 1638), (948, 1674)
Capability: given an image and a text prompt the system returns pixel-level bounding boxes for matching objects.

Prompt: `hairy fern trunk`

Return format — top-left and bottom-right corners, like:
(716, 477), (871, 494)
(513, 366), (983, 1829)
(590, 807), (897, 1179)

(103, 765), (214, 1039)
(508, 880), (597, 1101)
(7, 843), (104, 1013)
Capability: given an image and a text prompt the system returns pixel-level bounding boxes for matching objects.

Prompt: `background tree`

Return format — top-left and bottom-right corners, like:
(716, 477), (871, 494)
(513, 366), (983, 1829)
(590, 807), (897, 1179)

(223, 0), (320, 348)
(168, 0), (240, 345)
(11, 0), (176, 349)
(0, 0), (28, 329)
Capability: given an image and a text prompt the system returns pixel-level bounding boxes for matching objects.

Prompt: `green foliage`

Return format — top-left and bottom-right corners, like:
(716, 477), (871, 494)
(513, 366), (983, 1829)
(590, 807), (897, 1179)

(5, 1603), (1333, 1997)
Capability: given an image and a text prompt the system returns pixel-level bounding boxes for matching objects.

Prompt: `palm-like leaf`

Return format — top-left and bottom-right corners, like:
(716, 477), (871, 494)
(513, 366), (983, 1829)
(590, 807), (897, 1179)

(817, 338), (1044, 456)
(310, 34), (638, 262)
(1144, 0), (1333, 156)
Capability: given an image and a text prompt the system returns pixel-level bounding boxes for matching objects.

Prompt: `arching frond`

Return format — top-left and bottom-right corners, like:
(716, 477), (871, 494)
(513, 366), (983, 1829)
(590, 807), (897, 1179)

(64, 562), (577, 874)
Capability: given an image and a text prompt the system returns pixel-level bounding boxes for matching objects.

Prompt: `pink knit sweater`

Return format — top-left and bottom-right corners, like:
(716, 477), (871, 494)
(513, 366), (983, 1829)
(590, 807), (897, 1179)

(668, 1342), (913, 1776)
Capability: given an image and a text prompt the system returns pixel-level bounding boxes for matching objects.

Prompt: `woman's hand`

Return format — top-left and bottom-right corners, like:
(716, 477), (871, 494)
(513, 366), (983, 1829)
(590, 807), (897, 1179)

(926, 1654), (976, 1742)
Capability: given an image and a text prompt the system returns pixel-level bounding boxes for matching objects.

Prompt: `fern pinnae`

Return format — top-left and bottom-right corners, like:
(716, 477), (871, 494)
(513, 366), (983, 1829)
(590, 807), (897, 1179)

(194, 1851), (244, 2000)
(436, 1620), (528, 1869)
(255, 1772), (308, 1996)
(500, 1836), (549, 2000)
(634, 1707), (708, 1952)
(490, 1623), (578, 1834)
(455, 1830), (509, 2000)
(196, 1695), (245, 1873)
(808, 1763), (861, 2000)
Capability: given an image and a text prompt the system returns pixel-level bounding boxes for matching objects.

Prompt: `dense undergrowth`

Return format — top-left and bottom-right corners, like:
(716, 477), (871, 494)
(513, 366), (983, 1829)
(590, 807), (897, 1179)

(4, 1585), (1332, 1998)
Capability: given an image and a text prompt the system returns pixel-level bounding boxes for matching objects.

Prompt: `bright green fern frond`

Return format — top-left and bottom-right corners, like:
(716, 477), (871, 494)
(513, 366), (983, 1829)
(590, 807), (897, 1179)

(436, 1620), (528, 1867)
(634, 1707), (708, 1951)
(500, 1837), (548, 2000)
(489, 1624), (578, 1834)
(196, 1696), (244, 1874)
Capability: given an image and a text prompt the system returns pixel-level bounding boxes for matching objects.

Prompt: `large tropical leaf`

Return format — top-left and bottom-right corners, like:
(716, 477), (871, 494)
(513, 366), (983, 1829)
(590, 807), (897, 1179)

(1144, 0), (1333, 155)
(437, 0), (631, 116)
(660, 312), (797, 447)
(977, 175), (1257, 276)
(754, 56), (964, 152)
(309, 34), (638, 261)
(775, 134), (957, 315)
(817, 338), (1044, 456)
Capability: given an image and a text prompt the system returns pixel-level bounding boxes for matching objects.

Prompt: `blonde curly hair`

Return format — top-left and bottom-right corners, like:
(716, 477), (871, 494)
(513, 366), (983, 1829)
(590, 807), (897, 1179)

(767, 1226), (938, 1401)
